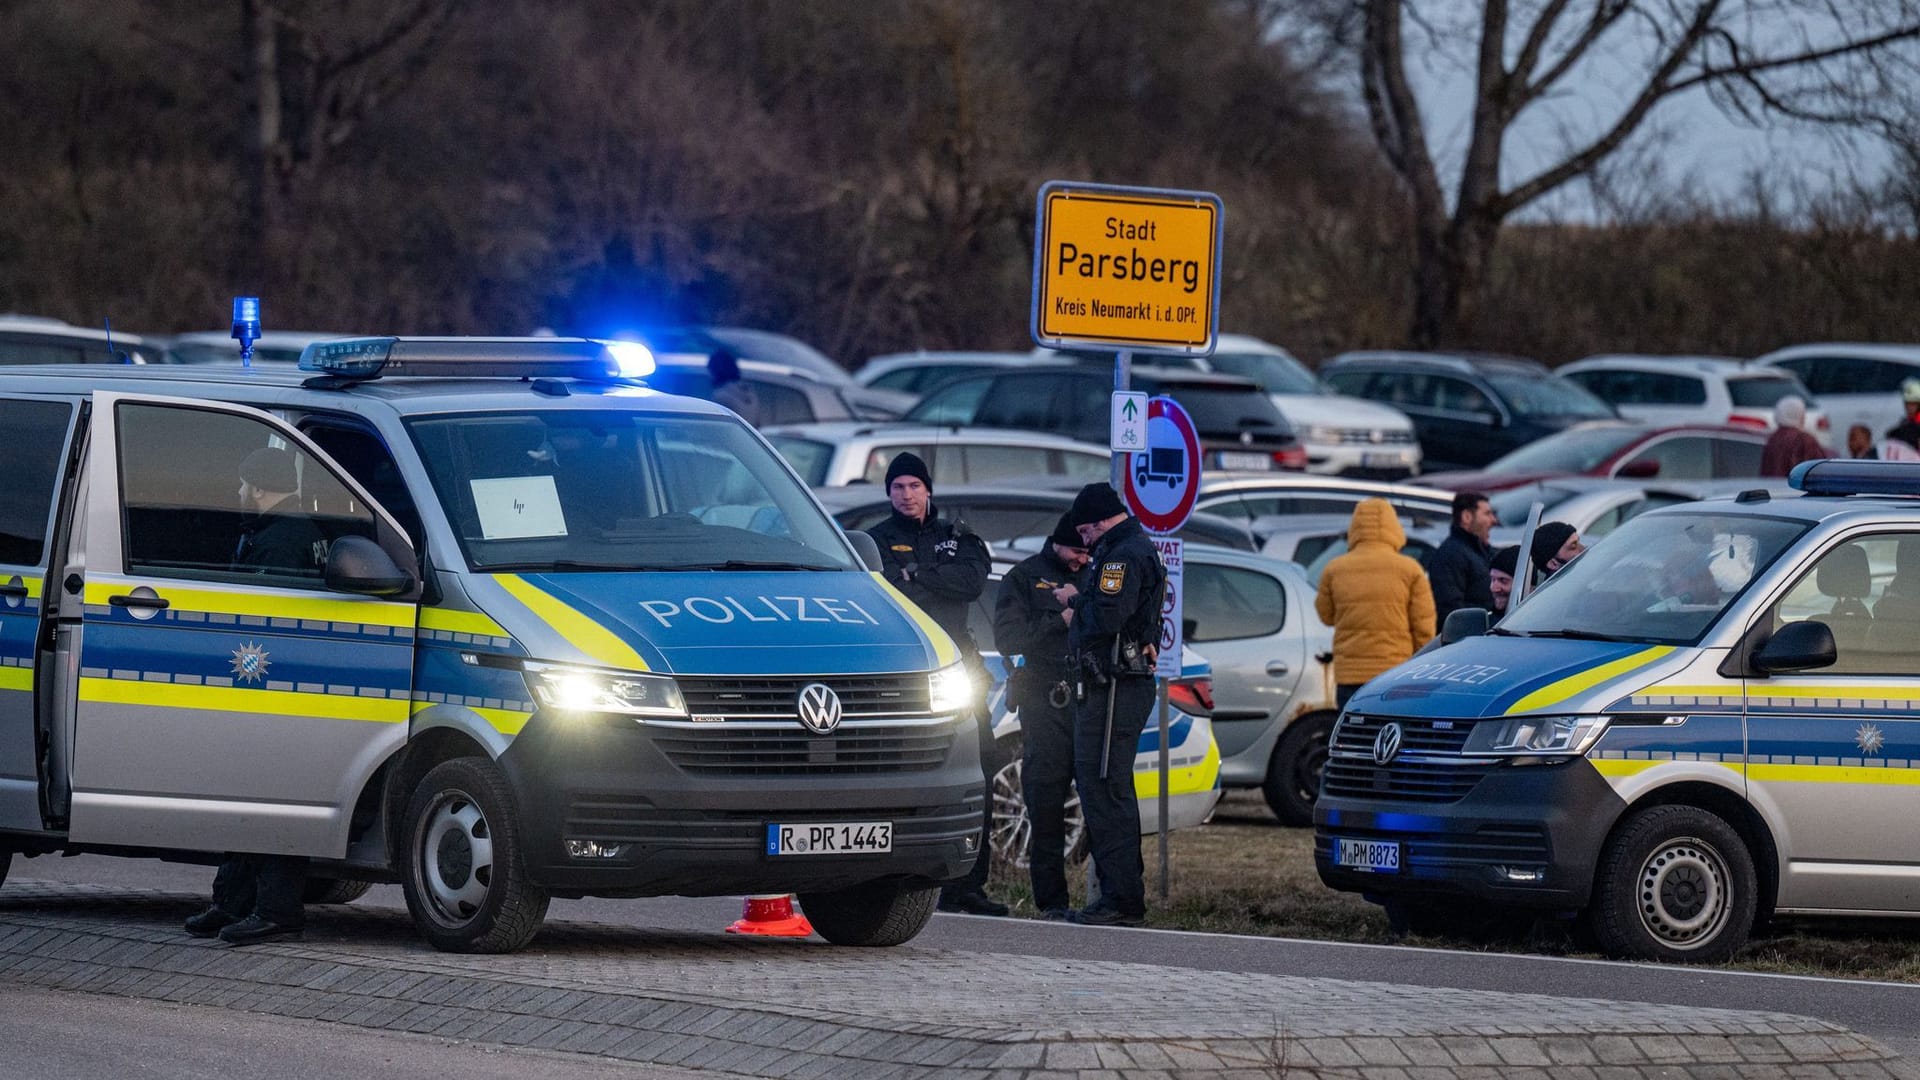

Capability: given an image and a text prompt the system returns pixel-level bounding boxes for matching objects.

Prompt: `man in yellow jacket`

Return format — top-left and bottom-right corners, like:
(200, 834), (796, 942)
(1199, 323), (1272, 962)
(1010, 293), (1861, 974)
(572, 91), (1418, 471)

(1315, 499), (1436, 706)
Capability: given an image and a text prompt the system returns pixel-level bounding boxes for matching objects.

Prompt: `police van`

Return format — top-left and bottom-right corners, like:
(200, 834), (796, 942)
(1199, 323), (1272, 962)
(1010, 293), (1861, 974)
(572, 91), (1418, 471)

(0, 338), (985, 952)
(1317, 460), (1920, 962)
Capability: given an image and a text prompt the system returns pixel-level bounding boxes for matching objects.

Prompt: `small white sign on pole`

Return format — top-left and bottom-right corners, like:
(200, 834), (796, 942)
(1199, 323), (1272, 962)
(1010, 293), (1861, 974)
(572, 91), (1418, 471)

(1110, 391), (1148, 452)
(1153, 537), (1184, 679)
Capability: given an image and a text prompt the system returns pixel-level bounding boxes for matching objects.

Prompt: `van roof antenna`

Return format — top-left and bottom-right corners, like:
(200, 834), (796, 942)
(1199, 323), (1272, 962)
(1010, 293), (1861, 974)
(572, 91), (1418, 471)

(102, 318), (134, 364)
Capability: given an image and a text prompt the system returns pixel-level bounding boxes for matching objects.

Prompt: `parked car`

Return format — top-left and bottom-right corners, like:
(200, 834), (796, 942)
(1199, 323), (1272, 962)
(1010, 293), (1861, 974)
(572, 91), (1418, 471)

(0, 315), (165, 365)
(1557, 355), (1828, 435)
(766, 423), (1109, 487)
(1482, 476), (1798, 551)
(1196, 334), (1420, 478)
(1420, 421), (1770, 493)
(815, 483), (1258, 551)
(1256, 514), (1449, 587)
(645, 327), (914, 419)
(906, 362), (1308, 471)
(1755, 342), (1920, 442)
(159, 330), (352, 365)
(1321, 351), (1615, 471)
(854, 351), (1033, 396)
(1168, 473), (1456, 533)
(646, 354), (871, 426)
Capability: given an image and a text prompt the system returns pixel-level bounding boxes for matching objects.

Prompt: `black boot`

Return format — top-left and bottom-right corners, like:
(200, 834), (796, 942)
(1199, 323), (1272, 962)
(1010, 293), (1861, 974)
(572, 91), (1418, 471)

(183, 906), (239, 938)
(217, 914), (304, 945)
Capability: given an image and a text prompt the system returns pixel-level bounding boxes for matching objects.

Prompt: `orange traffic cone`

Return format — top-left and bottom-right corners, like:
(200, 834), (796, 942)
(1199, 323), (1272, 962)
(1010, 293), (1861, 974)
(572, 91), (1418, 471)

(725, 894), (815, 937)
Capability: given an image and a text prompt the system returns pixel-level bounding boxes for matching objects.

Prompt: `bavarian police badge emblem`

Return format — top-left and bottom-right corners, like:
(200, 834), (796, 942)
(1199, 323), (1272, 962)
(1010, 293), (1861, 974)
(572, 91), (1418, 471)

(1098, 561), (1126, 594)
(230, 642), (271, 684)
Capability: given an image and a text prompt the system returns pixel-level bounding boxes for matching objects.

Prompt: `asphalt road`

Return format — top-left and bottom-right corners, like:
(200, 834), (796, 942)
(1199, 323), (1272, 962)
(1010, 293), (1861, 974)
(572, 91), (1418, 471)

(12, 853), (1920, 1060)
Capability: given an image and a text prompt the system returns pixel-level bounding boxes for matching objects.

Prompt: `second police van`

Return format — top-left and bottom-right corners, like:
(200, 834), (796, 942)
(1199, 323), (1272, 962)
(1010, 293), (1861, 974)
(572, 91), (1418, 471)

(0, 338), (985, 951)
(1317, 460), (1920, 962)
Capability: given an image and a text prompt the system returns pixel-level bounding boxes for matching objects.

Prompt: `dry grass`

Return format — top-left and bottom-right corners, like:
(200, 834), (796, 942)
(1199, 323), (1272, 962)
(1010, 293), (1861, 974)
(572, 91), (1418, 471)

(991, 790), (1920, 982)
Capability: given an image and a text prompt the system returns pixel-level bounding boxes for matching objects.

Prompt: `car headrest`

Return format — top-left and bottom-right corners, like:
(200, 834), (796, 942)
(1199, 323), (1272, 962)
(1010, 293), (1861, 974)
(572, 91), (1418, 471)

(1817, 543), (1872, 600)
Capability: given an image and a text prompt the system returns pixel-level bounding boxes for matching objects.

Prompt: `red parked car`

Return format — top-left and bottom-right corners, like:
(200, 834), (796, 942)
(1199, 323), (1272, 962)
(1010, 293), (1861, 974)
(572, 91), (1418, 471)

(1419, 420), (1775, 492)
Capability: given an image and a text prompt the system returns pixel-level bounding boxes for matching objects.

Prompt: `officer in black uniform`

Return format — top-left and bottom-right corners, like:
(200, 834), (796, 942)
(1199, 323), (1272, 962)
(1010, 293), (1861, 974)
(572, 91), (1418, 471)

(232, 446), (328, 578)
(863, 452), (1003, 915)
(1052, 482), (1165, 928)
(990, 512), (1090, 919)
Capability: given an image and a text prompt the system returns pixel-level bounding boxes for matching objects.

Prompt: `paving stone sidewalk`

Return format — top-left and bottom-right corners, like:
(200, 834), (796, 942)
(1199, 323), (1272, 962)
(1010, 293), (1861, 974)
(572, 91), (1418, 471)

(0, 881), (1911, 1080)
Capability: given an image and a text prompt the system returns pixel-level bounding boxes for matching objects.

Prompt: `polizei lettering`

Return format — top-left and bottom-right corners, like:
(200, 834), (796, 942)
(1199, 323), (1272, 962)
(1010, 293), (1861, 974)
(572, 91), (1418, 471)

(638, 595), (883, 628)
(1392, 661), (1509, 686)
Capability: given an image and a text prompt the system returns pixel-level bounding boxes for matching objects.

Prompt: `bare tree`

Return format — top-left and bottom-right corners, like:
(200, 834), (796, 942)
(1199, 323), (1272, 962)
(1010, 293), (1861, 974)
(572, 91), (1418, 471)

(1334, 0), (1920, 346)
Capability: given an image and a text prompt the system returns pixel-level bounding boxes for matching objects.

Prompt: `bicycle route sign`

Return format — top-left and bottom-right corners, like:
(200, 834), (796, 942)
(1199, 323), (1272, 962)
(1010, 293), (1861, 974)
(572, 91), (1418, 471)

(1121, 396), (1201, 535)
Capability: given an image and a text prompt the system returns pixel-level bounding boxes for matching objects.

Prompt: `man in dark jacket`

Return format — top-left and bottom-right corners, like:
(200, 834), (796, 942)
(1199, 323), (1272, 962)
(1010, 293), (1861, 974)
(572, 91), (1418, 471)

(1051, 483), (1166, 927)
(864, 452), (1004, 915)
(991, 513), (1089, 919)
(1428, 491), (1495, 624)
(233, 447), (328, 578)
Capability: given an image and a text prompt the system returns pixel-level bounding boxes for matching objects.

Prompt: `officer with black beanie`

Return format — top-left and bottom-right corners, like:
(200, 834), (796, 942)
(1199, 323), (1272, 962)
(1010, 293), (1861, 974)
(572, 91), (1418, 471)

(1050, 482), (1166, 927)
(991, 512), (1090, 918)
(863, 452), (1003, 915)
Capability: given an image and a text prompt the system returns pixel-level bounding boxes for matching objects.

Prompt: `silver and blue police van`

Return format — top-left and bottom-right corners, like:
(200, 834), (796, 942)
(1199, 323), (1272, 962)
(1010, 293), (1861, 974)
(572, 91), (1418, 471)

(1317, 460), (1920, 962)
(0, 338), (983, 951)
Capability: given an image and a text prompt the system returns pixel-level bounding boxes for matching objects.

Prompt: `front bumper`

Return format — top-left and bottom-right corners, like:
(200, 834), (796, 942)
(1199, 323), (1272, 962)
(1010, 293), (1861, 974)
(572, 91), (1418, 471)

(1313, 757), (1626, 909)
(499, 709), (984, 898)
(1303, 441), (1421, 478)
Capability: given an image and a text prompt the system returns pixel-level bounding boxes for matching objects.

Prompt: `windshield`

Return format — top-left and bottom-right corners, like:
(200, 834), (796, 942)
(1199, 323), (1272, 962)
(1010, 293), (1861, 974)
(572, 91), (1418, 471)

(1484, 425), (1641, 474)
(1500, 512), (1808, 645)
(408, 410), (855, 572)
(1489, 374), (1614, 419)
(1205, 352), (1323, 395)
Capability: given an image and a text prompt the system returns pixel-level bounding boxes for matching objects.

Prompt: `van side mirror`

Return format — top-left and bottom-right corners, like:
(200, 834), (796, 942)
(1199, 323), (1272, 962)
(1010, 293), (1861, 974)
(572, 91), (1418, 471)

(847, 529), (884, 573)
(1753, 620), (1837, 674)
(1440, 607), (1490, 645)
(325, 535), (414, 597)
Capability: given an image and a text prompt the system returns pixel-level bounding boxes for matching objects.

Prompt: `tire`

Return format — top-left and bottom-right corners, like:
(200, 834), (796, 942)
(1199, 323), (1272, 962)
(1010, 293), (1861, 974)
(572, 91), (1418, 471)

(1263, 713), (1334, 826)
(798, 880), (939, 946)
(989, 734), (1087, 873)
(302, 878), (374, 905)
(399, 757), (550, 953)
(1588, 804), (1757, 963)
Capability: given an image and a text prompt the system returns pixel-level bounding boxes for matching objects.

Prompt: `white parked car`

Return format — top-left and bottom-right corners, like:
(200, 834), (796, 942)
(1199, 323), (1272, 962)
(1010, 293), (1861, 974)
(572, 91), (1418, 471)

(160, 330), (352, 365)
(854, 350), (1033, 396)
(765, 422), (1111, 487)
(1754, 343), (1920, 443)
(1558, 354), (1827, 436)
(0, 314), (165, 364)
(1200, 334), (1421, 478)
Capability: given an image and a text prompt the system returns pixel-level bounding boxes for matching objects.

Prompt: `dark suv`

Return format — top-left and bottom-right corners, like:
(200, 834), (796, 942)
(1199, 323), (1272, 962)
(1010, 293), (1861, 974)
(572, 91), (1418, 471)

(906, 362), (1307, 472)
(1320, 351), (1614, 471)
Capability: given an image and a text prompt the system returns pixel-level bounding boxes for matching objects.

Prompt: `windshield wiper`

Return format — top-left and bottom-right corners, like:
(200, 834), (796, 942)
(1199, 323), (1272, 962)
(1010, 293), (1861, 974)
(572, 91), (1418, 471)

(1512, 628), (1636, 642)
(682, 560), (838, 572)
(481, 560), (696, 573)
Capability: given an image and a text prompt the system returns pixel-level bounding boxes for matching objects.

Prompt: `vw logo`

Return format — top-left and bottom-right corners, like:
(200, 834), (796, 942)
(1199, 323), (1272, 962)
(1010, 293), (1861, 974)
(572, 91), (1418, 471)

(796, 682), (843, 734)
(1372, 721), (1404, 766)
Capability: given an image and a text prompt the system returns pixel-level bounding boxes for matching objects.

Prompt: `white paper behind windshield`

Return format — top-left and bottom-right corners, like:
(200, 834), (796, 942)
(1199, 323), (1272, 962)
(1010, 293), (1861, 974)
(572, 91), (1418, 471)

(471, 476), (568, 539)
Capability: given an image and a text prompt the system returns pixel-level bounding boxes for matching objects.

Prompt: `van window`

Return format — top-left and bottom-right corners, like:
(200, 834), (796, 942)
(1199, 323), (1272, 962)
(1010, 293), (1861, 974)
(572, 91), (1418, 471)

(0, 399), (75, 566)
(118, 403), (376, 587)
(299, 420), (424, 546)
(407, 411), (855, 572)
(1775, 534), (1920, 674)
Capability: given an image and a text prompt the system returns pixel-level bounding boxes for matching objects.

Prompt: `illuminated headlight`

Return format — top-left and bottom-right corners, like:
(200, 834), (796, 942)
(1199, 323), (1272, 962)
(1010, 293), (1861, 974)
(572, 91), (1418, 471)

(928, 663), (974, 715)
(1463, 715), (1610, 756)
(525, 662), (685, 718)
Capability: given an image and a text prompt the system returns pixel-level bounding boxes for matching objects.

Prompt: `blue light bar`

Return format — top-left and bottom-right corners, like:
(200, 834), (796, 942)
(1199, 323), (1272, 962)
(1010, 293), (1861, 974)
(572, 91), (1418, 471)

(297, 337), (651, 380)
(231, 296), (261, 367)
(1789, 458), (1920, 497)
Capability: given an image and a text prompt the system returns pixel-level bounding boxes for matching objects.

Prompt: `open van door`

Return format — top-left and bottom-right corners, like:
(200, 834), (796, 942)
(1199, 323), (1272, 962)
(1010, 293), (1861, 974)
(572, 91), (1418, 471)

(64, 393), (420, 857)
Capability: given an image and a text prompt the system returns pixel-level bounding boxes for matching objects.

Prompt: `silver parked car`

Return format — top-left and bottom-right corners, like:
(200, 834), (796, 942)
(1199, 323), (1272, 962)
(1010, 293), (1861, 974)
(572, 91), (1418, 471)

(766, 422), (1111, 487)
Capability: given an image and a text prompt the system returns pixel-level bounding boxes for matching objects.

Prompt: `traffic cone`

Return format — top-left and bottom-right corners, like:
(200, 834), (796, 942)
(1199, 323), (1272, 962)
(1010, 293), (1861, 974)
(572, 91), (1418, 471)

(725, 894), (814, 937)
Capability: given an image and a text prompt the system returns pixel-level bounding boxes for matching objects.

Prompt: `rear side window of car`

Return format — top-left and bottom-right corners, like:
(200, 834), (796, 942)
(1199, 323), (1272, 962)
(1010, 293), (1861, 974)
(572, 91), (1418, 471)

(867, 368), (924, 393)
(1635, 371), (1708, 405)
(0, 399), (75, 565)
(0, 338), (95, 365)
(977, 375), (1056, 430)
(1433, 377), (1493, 415)
(1322, 369), (1371, 396)
(962, 444), (1052, 483)
(910, 376), (992, 425)
(1185, 564), (1286, 642)
(751, 381), (815, 425)
(1726, 375), (1801, 408)
(1716, 437), (1763, 476)
(1618, 436), (1716, 481)
(768, 436), (833, 486)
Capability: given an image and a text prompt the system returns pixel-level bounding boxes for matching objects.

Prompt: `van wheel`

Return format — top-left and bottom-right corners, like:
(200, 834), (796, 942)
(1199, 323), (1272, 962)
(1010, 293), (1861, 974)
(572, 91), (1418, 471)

(798, 881), (939, 946)
(1263, 713), (1334, 826)
(989, 734), (1087, 873)
(302, 878), (374, 905)
(400, 757), (549, 953)
(1588, 805), (1756, 963)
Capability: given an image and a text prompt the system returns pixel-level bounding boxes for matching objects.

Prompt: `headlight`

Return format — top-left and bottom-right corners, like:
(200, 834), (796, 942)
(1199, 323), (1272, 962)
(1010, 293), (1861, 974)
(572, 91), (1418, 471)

(1304, 424), (1343, 444)
(1463, 715), (1610, 756)
(525, 661), (686, 718)
(928, 662), (974, 715)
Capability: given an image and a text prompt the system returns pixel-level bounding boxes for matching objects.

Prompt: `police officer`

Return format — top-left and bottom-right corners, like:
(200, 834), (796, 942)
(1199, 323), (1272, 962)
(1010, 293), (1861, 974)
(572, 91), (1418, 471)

(863, 452), (1003, 915)
(991, 512), (1090, 919)
(1052, 482), (1165, 927)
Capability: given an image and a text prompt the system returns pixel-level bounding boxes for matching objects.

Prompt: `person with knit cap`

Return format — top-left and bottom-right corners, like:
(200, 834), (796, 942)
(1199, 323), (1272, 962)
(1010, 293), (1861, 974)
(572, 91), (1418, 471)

(1314, 499), (1436, 706)
(1049, 482), (1166, 927)
(863, 452), (1003, 915)
(1759, 395), (1825, 477)
(1530, 521), (1584, 579)
(991, 512), (1090, 918)
(1488, 545), (1521, 614)
(232, 446), (327, 579)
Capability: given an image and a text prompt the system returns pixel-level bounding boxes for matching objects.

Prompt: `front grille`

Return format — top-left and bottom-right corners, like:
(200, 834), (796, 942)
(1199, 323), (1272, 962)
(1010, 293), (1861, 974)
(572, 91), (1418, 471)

(653, 723), (956, 776)
(562, 797), (981, 844)
(1332, 429), (1418, 445)
(677, 673), (931, 720)
(1324, 713), (1493, 803)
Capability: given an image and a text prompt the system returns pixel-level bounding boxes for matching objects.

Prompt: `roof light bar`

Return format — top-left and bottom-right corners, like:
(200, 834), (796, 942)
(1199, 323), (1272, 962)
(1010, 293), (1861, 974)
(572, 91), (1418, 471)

(1789, 458), (1920, 497)
(297, 337), (655, 380)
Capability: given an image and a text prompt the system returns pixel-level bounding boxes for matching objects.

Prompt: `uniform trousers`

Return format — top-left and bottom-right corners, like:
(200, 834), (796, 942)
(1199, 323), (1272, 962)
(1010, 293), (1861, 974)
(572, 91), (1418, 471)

(1071, 674), (1156, 917)
(1019, 693), (1075, 912)
(211, 853), (307, 927)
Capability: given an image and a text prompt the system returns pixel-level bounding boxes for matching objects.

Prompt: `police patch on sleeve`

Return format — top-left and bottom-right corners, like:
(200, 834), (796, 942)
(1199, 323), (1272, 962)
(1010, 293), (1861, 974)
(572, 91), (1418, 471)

(1098, 561), (1126, 594)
